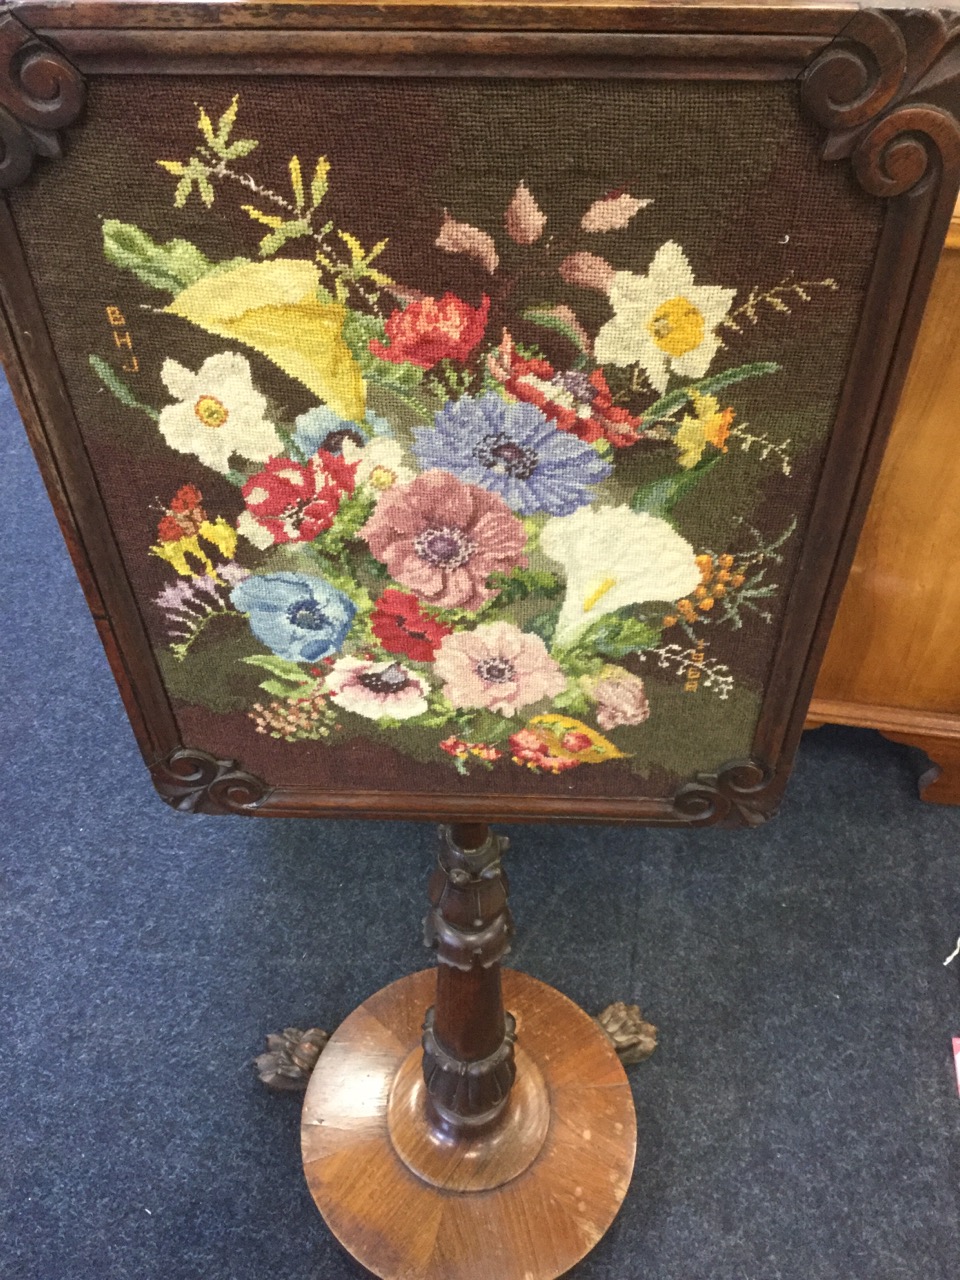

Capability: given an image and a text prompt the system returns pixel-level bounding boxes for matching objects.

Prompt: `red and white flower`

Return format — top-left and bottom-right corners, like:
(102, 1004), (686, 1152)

(489, 332), (643, 448)
(238, 452), (356, 548)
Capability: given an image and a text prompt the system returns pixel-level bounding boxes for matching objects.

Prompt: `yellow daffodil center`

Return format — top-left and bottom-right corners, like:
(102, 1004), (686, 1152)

(583, 577), (617, 613)
(368, 464), (397, 491)
(647, 296), (705, 358)
(194, 394), (230, 429)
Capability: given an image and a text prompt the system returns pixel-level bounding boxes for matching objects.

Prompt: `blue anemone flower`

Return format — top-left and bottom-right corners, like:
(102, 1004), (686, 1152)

(293, 406), (391, 458)
(413, 394), (611, 517)
(231, 572), (356, 664)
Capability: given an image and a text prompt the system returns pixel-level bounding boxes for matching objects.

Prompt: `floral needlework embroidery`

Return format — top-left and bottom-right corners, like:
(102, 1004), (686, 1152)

(90, 90), (847, 780)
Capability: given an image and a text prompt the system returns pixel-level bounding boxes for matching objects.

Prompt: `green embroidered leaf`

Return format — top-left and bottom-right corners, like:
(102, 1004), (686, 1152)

(224, 138), (259, 160)
(88, 356), (160, 421)
(257, 219), (311, 257)
(310, 157), (331, 206)
(486, 566), (562, 606)
(464, 710), (513, 744)
(214, 95), (240, 146)
(521, 304), (591, 355)
(103, 220), (214, 294)
(549, 683), (591, 715)
(258, 679), (306, 699)
(240, 654), (313, 687)
(630, 456), (719, 517)
(311, 490), (377, 559)
(527, 611), (559, 647)
(644, 361), (780, 424)
(577, 611), (661, 659)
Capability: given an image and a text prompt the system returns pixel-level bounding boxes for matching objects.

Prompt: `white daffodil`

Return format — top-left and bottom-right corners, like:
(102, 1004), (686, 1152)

(341, 435), (414, 498)
(594, 242), (736, 393)
(541, 505), (701, 645)
(157, 351), (282, 473)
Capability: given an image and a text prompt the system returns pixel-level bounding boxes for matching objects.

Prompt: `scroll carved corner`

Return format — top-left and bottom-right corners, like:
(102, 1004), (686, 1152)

(800, 8), (960, 197)
(673, 758), (778, 828)
(150, 746), (272, 815)
(0, 9), (85, 189)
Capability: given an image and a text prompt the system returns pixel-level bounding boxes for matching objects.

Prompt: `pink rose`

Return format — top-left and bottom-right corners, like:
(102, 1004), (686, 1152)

(589, 668), (651, 730)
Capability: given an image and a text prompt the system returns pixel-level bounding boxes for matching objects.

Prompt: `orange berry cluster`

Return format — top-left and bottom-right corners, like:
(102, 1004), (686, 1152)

(663, 553), (747, 628)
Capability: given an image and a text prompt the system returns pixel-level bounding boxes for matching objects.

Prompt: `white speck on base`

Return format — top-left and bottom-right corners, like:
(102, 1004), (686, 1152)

(582, 1129), (592, 1141)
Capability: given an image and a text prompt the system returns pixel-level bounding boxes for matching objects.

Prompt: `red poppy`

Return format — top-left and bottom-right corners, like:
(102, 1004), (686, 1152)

(157, 484), (206, 542)
(370, 294), (490, 369)
(241, 452), (356, 545)
(370, 589), (452, 662)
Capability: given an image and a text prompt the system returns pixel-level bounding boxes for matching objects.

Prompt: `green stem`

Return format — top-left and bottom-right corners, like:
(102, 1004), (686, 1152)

(89, 356), (160, 421)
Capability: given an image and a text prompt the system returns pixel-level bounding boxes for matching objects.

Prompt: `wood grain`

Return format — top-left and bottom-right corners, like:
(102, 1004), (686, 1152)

(809, 199), (960, 801)
(301, 967), (637, 1280)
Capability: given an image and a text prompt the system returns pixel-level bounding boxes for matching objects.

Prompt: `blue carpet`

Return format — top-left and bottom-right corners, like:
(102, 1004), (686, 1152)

(2, 367), (959, 1279)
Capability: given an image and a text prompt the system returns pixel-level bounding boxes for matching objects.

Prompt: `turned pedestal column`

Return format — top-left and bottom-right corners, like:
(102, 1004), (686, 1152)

(300, 823), (637, 1280)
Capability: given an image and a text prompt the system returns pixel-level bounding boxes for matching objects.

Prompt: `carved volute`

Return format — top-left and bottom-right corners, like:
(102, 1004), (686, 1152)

(0, 10), (85, 188)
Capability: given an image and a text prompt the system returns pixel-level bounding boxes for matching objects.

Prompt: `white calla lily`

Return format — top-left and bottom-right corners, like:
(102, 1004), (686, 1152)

(541, 505), (701, 645)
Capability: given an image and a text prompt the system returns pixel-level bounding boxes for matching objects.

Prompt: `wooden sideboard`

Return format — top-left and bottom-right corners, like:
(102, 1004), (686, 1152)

(808, 200), (960, 805)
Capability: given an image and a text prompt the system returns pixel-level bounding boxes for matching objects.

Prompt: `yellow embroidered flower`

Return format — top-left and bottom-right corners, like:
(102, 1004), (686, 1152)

(150, 484), (238, 579)
(594, 242), (736, 392)
(675, 392), (735, 469)
(166, 258), (365, 422)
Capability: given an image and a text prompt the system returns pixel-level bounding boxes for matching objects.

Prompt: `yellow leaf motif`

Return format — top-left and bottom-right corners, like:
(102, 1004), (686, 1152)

(241, 205), (284, 230)
(527, 715), (628, 764)
(197, 104), (216, 146)
(338, 230), (366, 266)
(165, 258), (366, 421)
(289, 156), (305, 210)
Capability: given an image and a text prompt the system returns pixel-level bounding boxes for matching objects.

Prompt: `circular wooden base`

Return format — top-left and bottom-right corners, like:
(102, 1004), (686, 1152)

(301, 968), (637, 1280)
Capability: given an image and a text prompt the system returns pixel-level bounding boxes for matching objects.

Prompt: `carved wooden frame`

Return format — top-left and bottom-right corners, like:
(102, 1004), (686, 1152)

(2, 1), (958, 826)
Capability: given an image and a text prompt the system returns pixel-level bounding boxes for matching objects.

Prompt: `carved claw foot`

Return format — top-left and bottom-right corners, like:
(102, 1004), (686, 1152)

(593, 1002), (658, 1065)
(255, 1026), (329, 1091)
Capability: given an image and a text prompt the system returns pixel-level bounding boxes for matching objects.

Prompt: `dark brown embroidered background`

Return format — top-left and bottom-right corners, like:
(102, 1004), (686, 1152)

(8, 75), (883, 800)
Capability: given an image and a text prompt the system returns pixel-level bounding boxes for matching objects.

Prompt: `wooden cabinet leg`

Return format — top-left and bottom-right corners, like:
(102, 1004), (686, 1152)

(883, 731), (960, 805)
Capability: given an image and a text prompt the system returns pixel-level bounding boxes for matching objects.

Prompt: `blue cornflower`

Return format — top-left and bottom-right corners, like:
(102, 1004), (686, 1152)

(293, 406), (391, 458)
(231, 572), (356, 664)
(413, 394), (611, 516)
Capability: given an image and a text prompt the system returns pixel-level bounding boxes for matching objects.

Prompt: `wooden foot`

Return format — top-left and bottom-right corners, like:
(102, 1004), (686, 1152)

(301, 967), (637, 1280)
(594, 1001), (659, 1065)
(255, 1026), (328, 1091)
